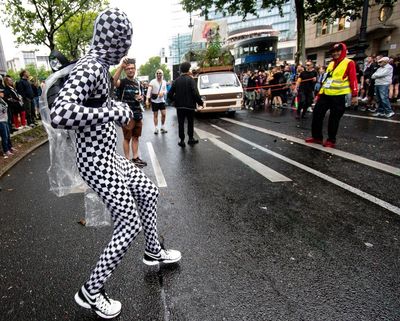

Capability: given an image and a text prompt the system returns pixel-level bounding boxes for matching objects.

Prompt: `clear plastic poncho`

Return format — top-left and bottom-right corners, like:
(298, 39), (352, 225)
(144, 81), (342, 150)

(39, 65), (111, 227)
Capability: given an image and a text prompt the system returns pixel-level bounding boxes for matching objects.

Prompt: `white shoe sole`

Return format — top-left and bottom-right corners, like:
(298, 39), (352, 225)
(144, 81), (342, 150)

(74, 292), (91, 309)
(143, 255), (182, 266)
(74, 292), (121, 319)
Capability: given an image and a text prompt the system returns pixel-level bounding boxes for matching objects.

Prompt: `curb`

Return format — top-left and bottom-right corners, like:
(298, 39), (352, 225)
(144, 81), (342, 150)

(0, 137), (48, 178)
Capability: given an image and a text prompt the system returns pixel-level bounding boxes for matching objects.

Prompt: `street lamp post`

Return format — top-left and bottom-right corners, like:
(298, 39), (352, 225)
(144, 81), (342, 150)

(354, 0), (370, 63)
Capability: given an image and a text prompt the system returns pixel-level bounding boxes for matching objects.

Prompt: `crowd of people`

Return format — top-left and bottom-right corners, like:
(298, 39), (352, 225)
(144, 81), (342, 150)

(0, 71), (44, 158)
(239, 51), (400, 119)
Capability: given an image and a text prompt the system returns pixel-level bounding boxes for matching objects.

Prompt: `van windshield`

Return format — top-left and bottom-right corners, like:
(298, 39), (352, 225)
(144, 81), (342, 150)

(199, 72), (240, 89)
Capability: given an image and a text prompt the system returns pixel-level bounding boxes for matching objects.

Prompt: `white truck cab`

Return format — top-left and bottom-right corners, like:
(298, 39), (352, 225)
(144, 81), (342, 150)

(195, 66), (243, 116)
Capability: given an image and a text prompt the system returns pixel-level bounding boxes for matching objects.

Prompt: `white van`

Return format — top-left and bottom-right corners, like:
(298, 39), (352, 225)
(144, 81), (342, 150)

(195, 66), (243, 116)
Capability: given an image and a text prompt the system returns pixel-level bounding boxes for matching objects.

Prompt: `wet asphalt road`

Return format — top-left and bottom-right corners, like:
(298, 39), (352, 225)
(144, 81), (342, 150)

(0, 106), (399, 321)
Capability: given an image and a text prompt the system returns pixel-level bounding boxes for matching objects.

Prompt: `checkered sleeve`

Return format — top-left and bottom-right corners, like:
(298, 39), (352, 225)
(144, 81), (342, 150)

(50, 60), (131, 130)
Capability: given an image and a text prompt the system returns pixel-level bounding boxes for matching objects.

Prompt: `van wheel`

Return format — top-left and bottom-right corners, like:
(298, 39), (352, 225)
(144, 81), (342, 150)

(227, 111), (236, 117)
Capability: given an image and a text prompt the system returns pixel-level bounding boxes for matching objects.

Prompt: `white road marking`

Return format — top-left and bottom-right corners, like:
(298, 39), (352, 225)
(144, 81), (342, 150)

(211, 124), (400, 216)
(195, 128), (291, 182)
(146, 142), (167, 188)
(221, 118), (400, 177)
(344, 113), (400, 124)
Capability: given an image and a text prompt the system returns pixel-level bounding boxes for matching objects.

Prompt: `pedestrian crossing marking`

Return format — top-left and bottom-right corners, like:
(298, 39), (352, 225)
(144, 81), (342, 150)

(195, 128), (291, 183)
(221, 118), (400, 177)
(211, 124), (400, 217)
(344, 113), (400, 124)
(147, 142), (167, 188)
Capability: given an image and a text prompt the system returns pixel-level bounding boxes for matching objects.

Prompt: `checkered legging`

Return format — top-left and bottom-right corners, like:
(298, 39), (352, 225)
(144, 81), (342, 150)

(76, 122), (161, 294)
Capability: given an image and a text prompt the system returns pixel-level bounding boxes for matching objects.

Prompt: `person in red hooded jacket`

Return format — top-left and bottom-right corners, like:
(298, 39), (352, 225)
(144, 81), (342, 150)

(305, 43), (358, 148)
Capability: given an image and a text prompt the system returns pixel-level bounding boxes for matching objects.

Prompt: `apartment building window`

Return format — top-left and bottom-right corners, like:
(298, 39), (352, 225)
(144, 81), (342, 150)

(316, 18), (349, 37)
(23, 51), (36, 66)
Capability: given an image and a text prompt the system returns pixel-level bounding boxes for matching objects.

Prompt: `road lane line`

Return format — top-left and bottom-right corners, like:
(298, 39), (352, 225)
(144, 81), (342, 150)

(195, 128), (291, 182)
(146, 142), (167, 188)
(344, 113), (400, 124)
(221, 118), (400, 177)
(211, 124), (400, 216)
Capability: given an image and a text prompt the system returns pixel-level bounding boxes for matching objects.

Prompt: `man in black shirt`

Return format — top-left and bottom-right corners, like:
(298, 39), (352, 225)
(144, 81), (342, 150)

(167, 62), (203, 147)
(293, 61), (317, 118)
(113, 58), (147, 167)
(16, 70), (36, 127)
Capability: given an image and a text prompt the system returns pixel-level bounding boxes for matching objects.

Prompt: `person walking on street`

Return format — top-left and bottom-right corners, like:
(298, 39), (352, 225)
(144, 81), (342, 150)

(50, 8), (181, 319)
(146, 69), (168, 134)
(371, 57), (395, 118)
(305, 42), (358, 148)
(167, 62), (204, 147)
(16, 70), (36, 127)
(293, 61), (317, 119)
(113, 57), (147, 168)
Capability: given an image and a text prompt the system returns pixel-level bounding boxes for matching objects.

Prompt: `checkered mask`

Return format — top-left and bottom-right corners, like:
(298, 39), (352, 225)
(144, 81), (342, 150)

(89, 8), (132, 66)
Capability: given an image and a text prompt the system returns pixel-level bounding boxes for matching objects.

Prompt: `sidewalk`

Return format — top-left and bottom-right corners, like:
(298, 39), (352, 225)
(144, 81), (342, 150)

(0, 122), (48, 178)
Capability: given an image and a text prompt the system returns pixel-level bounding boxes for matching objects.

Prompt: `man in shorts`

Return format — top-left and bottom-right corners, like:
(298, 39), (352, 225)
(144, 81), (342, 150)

(146, 69), (168, 134)
(113, 57), (147, 167)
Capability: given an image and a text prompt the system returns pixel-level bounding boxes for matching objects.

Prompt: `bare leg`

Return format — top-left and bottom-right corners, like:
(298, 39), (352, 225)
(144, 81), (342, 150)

(132, 136), (139, 159)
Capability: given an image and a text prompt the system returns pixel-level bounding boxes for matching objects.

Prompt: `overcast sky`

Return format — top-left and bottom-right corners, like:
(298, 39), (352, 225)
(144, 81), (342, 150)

(1, 0), (190, 67)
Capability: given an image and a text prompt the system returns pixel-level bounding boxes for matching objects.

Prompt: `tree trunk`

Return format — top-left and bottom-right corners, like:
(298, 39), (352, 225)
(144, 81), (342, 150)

(295, 0), (305, 65)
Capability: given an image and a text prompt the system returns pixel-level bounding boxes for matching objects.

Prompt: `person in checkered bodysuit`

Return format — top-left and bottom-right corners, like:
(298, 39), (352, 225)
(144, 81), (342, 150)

(50, 8), (181, 318)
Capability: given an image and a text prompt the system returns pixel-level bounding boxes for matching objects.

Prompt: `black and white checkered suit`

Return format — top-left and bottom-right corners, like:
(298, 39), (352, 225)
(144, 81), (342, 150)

(51, 8), (161, 295)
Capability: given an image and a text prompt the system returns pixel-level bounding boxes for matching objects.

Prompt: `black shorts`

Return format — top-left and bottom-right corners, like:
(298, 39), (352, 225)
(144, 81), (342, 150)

(151, 102), (166, 112)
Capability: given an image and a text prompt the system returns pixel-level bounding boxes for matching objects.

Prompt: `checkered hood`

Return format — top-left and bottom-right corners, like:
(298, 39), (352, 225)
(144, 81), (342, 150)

(89, 8), (132, 66)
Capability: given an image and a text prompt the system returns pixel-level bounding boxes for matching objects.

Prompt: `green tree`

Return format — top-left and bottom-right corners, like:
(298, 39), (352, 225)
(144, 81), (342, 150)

(55, 11), (99, 60)
(7, 64), (52, 82)
(1, 0), (107, 51)
(5, 69), (19, 81)
(138, 57), (171, 81)
(180, 0), (397, 64)
(25, 64), (52, 80)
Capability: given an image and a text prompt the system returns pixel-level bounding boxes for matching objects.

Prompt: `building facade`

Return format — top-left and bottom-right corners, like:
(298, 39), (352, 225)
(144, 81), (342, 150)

(169, 0), (298, 72)
(0, 36), (7, 75)
(207, 0), (297, 63)
(6, 48), (51, 72)
(305, 1), (400, 66)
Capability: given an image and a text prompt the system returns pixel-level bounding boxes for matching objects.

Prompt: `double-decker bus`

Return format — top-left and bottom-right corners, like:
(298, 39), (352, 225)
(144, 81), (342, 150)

(228, 26), (279, 72)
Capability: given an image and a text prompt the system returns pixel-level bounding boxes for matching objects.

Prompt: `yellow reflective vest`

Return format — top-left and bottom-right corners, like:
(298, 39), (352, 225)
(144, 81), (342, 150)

(320, 58), (352, 96)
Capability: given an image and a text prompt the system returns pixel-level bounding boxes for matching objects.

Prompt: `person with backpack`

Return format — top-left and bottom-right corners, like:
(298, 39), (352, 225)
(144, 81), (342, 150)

(50, 8), (181, 319)
(113, 57), (147, 168)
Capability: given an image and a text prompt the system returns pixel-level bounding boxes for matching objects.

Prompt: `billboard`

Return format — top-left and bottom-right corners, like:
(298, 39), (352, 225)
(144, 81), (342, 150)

(192, 19), (228, 43)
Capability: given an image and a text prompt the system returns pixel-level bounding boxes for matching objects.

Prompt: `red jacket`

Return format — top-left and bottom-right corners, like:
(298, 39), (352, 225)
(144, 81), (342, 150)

(331, 43), (358, 97)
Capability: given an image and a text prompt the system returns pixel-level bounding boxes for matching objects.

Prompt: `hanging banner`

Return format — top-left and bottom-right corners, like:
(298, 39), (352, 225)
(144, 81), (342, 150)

(192, 19), (228, 43)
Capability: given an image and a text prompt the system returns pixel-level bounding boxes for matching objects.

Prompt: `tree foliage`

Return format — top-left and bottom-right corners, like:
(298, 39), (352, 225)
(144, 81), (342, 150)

(1, 0), (107, 51)
(6, 64), (51, 81)
(55, 11), (98, 61)
(138, 57), (171, 81)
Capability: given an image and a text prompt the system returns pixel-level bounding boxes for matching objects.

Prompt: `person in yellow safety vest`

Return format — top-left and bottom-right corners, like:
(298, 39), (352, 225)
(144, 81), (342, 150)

(305, 42), (358, 148)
